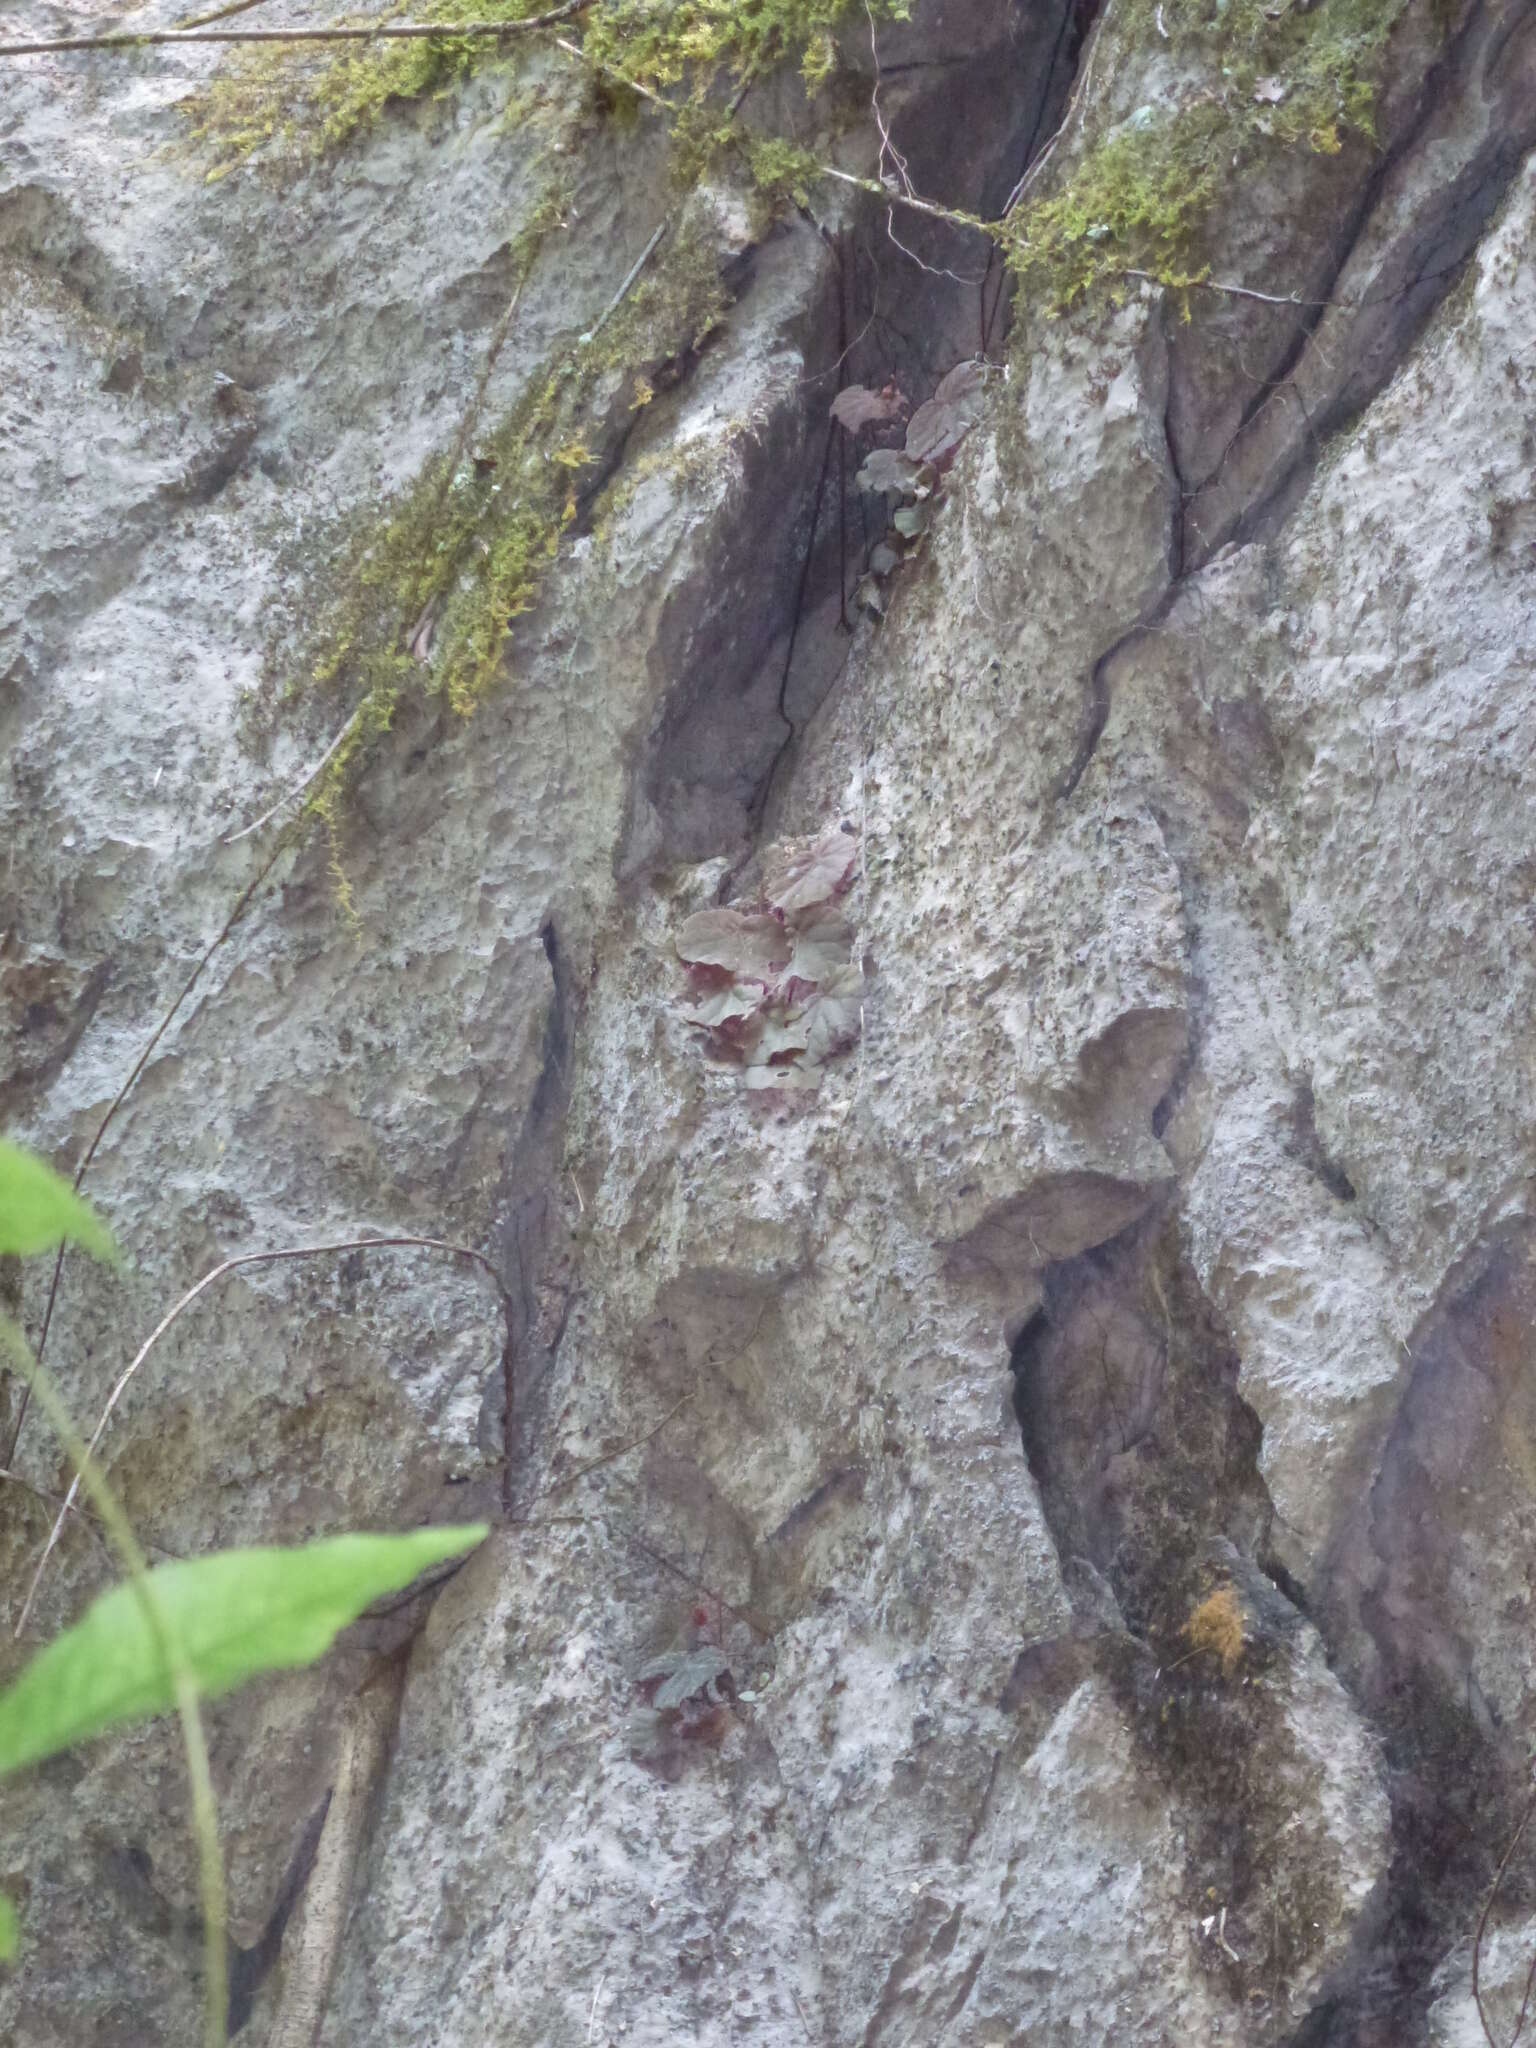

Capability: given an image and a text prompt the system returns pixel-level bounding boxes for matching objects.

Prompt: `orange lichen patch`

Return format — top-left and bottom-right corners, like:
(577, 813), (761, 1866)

(1183, 1585), (1245, 1678)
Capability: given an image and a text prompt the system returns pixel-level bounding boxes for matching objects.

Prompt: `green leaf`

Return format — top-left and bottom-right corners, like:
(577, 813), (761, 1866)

(0, 1524), (488, 1778)
(0, 1140), (118, 1265)
(0, 1889), (16, 1964)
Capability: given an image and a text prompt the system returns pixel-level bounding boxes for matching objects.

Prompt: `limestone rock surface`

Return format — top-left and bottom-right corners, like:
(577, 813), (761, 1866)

(2, 1), (1535, 2044)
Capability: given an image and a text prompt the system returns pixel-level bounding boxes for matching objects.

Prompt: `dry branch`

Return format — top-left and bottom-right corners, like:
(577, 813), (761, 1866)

(0, 1), (583, 59)
(15, 1233), (515, 1637)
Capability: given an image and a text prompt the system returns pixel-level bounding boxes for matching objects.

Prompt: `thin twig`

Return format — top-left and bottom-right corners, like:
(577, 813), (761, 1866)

(836, 226), (848, 632)
(587, 1972), (608, 2045)
(4, 824), (295, 1467)
(219, 710), (359, 845)
(1474, 1779), (1536, 2048)
(0, 2), (584, 58)
(865, 0), (913, 200)
(817, 162), (989, 237)
(552, 31), (666, 106)
(0, 1465), (183, 1563)
(522, 1511), (779, 1637)
(519, 1392), (694, 1509)
(580, 218), (669, 347)
(1001, 3), (1109, 219)
(863, 1), (984, 287)
(175, 0), (286, 27)
(1122, 267), (1331, 309)
(15, 1233), (515, 1638)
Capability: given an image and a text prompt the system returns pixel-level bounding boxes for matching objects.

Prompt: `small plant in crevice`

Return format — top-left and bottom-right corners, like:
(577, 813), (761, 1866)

(1182, 1583), (1246, 1679)
(1001, 0), (1419, 318)
(830, 360), (986, 615)
(673, 823), (862, 1093)
(626, 1643), (738, 1774)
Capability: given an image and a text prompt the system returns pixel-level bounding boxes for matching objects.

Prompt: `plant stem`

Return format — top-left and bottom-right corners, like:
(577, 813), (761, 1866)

(0, 1317), (228, 2048)
(0, 2), (584, 59)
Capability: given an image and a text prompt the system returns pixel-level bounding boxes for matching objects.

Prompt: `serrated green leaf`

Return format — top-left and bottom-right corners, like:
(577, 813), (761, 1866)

(0, 1140), (118, 1265)
(0, 1889), (17, 1963)
(0, 1524), (488, 1778)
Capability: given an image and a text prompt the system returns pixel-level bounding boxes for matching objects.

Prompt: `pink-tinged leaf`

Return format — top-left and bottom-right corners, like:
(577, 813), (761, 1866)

(755, 1014), (814, 1061)
(678, 984), (763, 1029)
(830, 384), (907, 433)
(675, 910), (792, 978)
(904, 394), (978, 467)
(763, 826), (858, 917)
(636, 1647), (731, 1711)
(934, 359), (984, 405)
(855, 447), (923, 496)
(802, 965), (863, 1063)
(788, 915), (854, 983)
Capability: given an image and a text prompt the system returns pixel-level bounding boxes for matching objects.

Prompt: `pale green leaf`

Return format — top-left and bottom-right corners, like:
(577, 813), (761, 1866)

(637, 1646), (730, 1710)
(0, 1524), (488, 1778)
(678, 984), (762, 1029)
(675, 910), (790, 979)
(854, 447), (921, 497)
(788, 917), (853, 985)
(0, 1889), (16, 1963)
(761, 826), (857, 917)
(803, 966), (863, 1064)
(0, 1140), (118, 1265)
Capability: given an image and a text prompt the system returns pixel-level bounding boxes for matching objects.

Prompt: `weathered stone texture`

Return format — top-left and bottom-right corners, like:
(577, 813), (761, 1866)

(2, 1), (1535, 2043)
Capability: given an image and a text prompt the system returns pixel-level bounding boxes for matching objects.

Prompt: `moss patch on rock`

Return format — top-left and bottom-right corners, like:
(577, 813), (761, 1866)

(186, 0), (909, 179)
(295, 211), (730, 911)
(187, 0), (569, 178)
(1003, 0), (1417, 315)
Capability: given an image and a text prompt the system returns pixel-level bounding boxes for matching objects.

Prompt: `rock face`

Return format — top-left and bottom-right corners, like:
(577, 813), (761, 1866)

(2, 0), (1535, 2042)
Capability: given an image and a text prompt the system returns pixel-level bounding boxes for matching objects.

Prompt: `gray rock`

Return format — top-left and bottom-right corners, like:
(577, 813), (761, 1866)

(2, 1), (1534, 2043)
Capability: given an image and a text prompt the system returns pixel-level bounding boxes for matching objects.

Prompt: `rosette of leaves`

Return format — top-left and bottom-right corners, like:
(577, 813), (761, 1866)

(674, 824), (862, 1091)
(831, 360), (987, 614)
(627, 1645), (738, 1770)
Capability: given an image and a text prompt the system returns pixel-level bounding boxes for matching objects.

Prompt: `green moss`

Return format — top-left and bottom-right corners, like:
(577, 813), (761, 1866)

(744, 135), (824, 211)
(1007, 103), (1227, 315)
(1004, 0), (1414, 314)
(578, 0), (909, 97)
(188, 0), (909, 178)
(187, 0), (570, 177)
(295, 215), (729, 888)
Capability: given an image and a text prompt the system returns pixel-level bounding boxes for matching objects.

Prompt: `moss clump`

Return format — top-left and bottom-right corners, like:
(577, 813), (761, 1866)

(187, 0), (569, 178)
(1004, 0), (1413, 314)
(297, 216), (729, 902)
(1007, 103), (1227, 314)
(743, 135), (825, 211)
(578, 0), (909, 97)
(188, 0), (909, 178)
